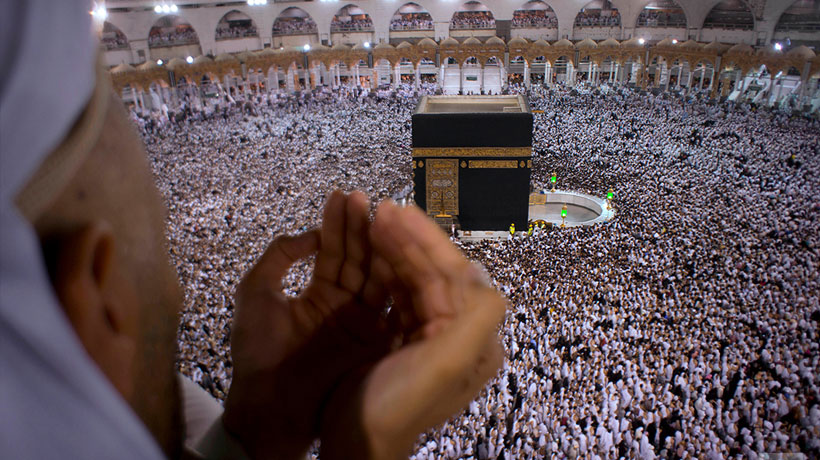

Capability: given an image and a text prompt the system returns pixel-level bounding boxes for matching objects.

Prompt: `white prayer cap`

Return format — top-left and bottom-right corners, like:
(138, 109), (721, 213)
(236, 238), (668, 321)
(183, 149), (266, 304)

(0, 1), (162, 458)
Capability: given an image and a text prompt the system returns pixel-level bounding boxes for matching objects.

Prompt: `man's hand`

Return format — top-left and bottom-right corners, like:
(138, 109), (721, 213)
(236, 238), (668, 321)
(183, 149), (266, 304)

(318, 201), (507, 460)
(222, 191), (392, 459)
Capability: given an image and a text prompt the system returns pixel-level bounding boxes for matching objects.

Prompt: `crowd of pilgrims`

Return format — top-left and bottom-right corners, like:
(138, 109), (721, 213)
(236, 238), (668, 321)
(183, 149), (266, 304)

(133, 79), (820, 459)
(390, 13), (435, 31)
(148, 25), (199, 48)
(102, 30), (128, 51)
(574, 10), (622, 27)
(512, 10), (558, 29)
(450, 11), (496, 30)
(330, 15), (374, 32)
(636, 9), (687, 28)
(272, 17), (318, 36)
(215, 24), (258, 41)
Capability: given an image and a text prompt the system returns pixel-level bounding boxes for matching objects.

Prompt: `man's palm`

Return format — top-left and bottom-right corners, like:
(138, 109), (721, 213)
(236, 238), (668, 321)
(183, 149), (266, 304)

(224, 191), (391, 459)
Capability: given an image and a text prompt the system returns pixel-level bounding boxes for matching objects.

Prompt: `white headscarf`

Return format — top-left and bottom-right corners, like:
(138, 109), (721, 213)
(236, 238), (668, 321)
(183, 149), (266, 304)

(0, 1), (163, 457)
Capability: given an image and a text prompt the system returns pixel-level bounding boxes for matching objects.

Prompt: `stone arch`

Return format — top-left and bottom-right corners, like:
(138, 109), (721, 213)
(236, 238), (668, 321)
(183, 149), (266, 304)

(574, 0), (621, 28)
(512, 0), (557, 29)
(451, 1), (496, 30)
(273, 7), (318, 37)
(635, 0), (688, 29)
(702, 0), (754, 30)
(148, 15), (200, 48)
(391, 2), (434, 31)
(775, 0), (820, 33)
(216, 10), (258, 41)
(331, 4), (374, 33)
(102, 21), (129, 50)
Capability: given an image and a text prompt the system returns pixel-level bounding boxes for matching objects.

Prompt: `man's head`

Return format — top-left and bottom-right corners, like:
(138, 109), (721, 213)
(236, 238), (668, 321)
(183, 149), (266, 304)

(1, 2), (183, 455)
(23, 88), (184, 456)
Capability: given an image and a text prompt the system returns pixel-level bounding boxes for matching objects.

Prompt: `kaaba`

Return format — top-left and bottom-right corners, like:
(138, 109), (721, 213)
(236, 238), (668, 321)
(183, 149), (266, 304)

(412, 95), (533, 231)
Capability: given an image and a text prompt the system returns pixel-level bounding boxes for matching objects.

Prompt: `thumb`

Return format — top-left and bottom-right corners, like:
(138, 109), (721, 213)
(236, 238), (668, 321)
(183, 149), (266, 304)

(240, 230), (321, 293)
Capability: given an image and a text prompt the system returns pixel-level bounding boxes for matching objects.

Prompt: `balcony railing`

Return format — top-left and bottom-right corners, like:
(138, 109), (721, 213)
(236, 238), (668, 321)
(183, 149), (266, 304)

(215, 28), (259, 41)
(272, 27), (319, 36)
(102, 40), (130, 51)
(148, 37), (200, 48)
(330, 23), (374, 33)
(449, 22), (496, 31)
(390, 22), (434, 31)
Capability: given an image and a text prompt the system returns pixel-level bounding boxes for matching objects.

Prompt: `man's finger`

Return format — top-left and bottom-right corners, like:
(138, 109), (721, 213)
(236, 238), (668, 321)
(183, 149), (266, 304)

(314, 190), (347, 283)
(241, 230), (320, 292)
(339, 191), (371, 294)
(370, 202), (453, 319)
(400, 205), (471, 277)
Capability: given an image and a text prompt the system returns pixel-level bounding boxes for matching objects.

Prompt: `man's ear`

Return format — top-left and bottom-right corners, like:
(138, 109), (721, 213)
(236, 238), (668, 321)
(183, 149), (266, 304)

(52, 221), (139, 401)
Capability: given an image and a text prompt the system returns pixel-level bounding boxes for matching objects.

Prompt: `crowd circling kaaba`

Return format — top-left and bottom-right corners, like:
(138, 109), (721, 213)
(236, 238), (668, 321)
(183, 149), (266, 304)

(132, 82), (820, 459)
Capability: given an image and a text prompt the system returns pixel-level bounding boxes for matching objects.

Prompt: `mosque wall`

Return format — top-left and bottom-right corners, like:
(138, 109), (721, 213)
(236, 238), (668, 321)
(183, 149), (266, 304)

(102, 0), (806, 66)
(214, 37), (264, 56)
(632, 27), (688, 43)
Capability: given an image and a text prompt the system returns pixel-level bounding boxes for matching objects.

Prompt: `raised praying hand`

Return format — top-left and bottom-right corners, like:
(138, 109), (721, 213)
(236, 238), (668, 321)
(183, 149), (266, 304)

(222, 191), (506, 459)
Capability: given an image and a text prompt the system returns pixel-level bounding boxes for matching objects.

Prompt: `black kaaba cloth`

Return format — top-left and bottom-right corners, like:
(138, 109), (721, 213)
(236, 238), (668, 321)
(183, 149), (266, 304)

(411, 95), (533, 231)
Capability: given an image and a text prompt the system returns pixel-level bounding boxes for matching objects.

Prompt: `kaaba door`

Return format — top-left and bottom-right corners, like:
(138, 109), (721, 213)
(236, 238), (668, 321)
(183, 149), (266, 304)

(426, 159), (459, 216)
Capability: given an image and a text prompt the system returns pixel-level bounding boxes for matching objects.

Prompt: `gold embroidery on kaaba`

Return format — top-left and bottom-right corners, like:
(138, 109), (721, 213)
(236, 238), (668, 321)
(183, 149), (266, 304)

(426, 159), (458, 216)
(460, 161), (467, 168)
(469, 160), (519, 169)
(417, 160), (424, 168)
(412, 147), (532, 158)
(529, 194), (547, 205)
(519, 161), (526, 168)
(527, 160), (532, 168)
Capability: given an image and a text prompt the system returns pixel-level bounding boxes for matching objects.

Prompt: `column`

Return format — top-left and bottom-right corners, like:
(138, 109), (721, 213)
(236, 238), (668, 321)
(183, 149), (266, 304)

(800, 61), (811, 100)
(479, 65), (484, 93)
(440, 61), (445, 87)
(394, 63), (400, 89)
(459, 64), (463, 93)
(137, 89), (146, 113)
(414, 64), (420, 89)
(355, 64), (360, 87)
(131, 86), (139, 112)
(524, 60), (530, 88)
(545, 62), (550, 86)
(709, 69), (717, 96)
